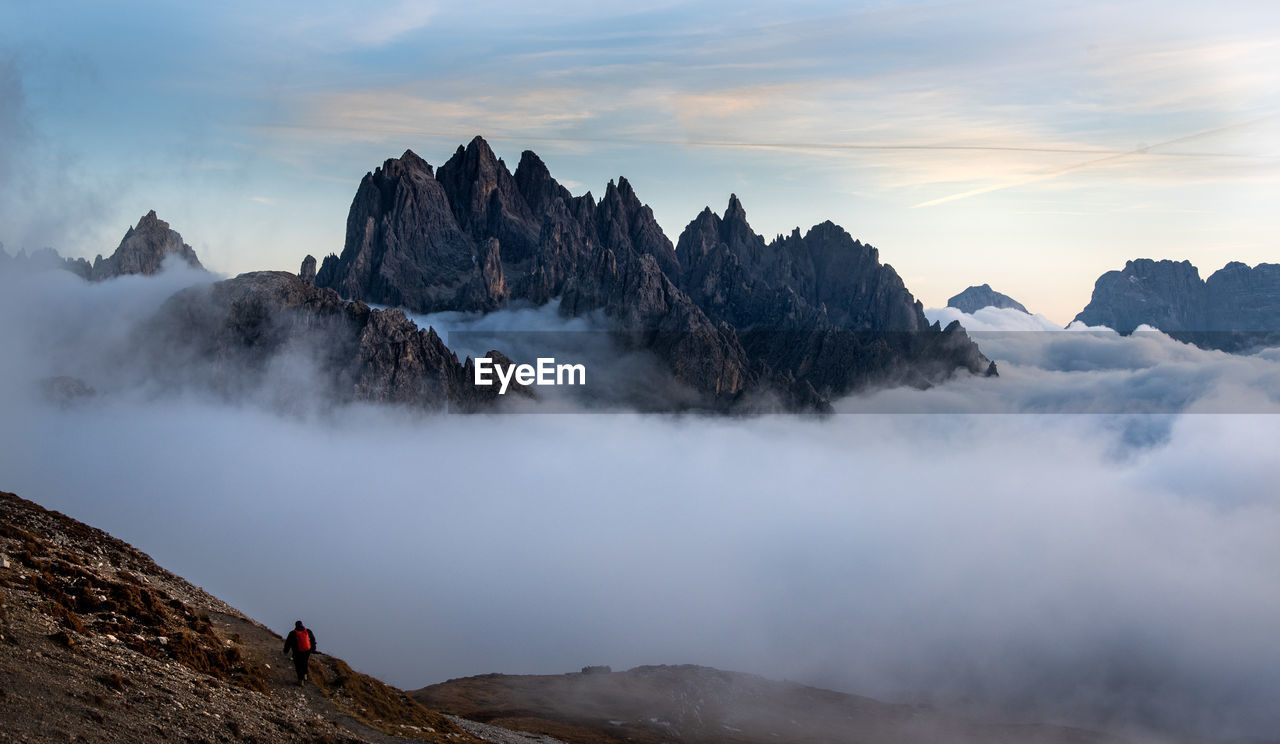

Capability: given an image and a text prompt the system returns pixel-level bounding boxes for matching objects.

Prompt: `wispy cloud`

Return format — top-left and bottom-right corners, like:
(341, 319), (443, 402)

(278, 0), (439, 50)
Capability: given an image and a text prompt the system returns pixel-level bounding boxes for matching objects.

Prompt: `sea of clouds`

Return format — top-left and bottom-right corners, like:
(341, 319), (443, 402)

(2, 265), (1279, 740)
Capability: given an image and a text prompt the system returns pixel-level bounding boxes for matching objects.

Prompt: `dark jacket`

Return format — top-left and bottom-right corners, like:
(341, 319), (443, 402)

(283, 628), (317, 655)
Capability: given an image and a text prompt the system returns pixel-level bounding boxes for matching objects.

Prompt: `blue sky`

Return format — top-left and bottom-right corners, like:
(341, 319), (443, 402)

(2, 0), (1278, 322)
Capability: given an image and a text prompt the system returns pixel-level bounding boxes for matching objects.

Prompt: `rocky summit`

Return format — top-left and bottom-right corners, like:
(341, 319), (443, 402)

(3, 211), (204, 282)
(313, 137), (994, 407)
(946, 284), (1029, 314)
(1074, 259), (1280, 350)
(70, 211), (204, 281)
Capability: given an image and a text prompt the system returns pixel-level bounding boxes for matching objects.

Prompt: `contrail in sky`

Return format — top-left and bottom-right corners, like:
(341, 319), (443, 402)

(910, 115), (1279, 208)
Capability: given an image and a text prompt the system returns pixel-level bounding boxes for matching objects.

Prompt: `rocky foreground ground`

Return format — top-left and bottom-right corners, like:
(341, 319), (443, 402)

(0, 490), (557, 744)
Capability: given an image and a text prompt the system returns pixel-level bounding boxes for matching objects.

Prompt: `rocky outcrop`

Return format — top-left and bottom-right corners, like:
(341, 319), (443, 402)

(298, 254), (317, 284)
(314, 137), (993, 408)
(142, 271), (486, 410)
(1074, 259), (1280, 350)
(947, 284), (1028, 314)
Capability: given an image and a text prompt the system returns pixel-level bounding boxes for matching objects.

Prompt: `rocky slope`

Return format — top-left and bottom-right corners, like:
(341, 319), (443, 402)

(0, 490), (500, 744)
(312, 137), (993, 407)
(1074, 259), (1280, 349)
(947, 284), (1028, 314)
(414, 665), (1132, 744)
(138, 271), (498, 411)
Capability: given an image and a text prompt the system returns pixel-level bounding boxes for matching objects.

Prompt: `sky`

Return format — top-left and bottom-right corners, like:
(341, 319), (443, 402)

(2, 0), (1279, 323)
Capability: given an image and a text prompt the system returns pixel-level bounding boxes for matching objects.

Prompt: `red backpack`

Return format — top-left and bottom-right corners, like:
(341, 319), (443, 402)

(295, 628), (311, 652)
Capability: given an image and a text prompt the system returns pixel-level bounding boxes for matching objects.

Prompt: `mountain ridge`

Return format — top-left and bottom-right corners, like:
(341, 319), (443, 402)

(413, 665), (1134, 744)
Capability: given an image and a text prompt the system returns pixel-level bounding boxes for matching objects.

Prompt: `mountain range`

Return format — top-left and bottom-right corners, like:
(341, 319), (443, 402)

(8, 137), (1280, 409)
(307, 136), (995, 409)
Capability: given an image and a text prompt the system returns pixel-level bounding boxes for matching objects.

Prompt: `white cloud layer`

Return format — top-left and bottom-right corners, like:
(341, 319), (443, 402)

(2, 271), (1279, 739)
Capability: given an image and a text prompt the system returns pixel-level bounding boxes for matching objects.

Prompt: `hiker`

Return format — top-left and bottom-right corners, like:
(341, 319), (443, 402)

(283, 620), (317, 685)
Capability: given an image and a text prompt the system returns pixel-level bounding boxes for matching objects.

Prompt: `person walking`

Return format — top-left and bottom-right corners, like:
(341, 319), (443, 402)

(283, 620), (317, 685)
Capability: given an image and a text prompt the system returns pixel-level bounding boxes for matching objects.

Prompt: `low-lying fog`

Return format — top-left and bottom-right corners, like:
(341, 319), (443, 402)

(2, 266), (1278, 740)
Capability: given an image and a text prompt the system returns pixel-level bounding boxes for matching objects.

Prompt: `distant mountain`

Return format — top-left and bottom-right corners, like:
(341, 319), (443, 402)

(415, 665), (1129, 744)
(85, 210), (203, 280)
(0, 489), (490, 743)
(1074, 259), (1280, 350)
(310, 136), (994, 407)
(947, 284), (1028, 314)
(1, 211), (203, 281)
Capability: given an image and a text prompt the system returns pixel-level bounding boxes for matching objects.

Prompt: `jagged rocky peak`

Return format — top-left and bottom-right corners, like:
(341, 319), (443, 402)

(88, 210), (203, 280)
(514, 149), (571, 213)
(395, 147), (433, 176)
(592, 176), (681, 279)
(436, 135), (539, 263)
(947, 284), (1029, 314)
(316, 146), (493, 313)
(310, 138), (994, 409)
